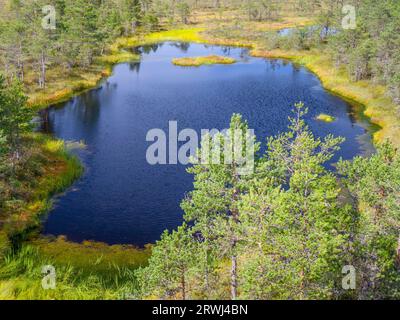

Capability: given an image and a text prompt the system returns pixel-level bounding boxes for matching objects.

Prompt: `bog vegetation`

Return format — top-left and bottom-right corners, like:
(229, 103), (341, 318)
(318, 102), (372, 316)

(0, 0), (399, 299)
(172, 55), (236, 67)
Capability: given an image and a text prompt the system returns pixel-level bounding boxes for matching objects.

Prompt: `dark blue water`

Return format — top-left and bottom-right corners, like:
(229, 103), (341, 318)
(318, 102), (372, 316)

(41, 42), (373, 246)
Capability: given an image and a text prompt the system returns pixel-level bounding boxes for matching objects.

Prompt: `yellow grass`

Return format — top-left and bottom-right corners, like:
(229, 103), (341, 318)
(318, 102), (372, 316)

(316, 114), (336, 123)
(96, 50), (140, 65)
(27, 66), (107, 109)
(32, 236), (151, 271)
(172, 55), (236, 67)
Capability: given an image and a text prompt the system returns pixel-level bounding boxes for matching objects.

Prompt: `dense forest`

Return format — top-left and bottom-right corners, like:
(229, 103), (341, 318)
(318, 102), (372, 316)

(0, 0), (399, 300)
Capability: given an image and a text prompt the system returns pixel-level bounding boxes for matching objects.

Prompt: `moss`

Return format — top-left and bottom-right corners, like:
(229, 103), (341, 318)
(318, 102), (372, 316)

(316, 114), (336, 123)
(143, 28), (205, 44)
(172, 55), (236, 67)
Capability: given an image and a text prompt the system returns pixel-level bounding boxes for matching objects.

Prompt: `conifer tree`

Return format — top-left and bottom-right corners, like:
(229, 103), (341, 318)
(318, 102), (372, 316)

(182, 114), (259, 300)
(135, 224), (199, 300)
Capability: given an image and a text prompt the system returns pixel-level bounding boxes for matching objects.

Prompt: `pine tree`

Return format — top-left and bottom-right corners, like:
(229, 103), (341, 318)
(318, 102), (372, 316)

(135, 224), (199, 300)
(0, 75), (32, 167)
(182, 114), (259, 300)
(239, 103), (352, 299)
(338, 143), (400, 299)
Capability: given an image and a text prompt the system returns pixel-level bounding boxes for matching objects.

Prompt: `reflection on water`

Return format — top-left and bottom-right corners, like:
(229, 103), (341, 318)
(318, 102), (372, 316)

(278, 26), (339, 37)
(40, 42), (375, 246)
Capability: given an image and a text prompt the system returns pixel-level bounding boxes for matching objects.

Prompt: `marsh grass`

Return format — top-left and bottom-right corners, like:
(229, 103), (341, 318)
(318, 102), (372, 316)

(172, 55), (236, 67)
(0, 244), (143, 299)
(32, 236), (151, 272)
(1, 134), (83, 243)
(316, 114), (336, 123)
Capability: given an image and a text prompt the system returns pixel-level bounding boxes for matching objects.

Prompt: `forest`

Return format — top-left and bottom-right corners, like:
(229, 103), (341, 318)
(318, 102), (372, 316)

(0, 0), (399, 300)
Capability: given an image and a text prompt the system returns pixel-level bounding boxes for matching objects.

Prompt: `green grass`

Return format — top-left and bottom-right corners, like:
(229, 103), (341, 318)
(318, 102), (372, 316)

(172, 55), (236, 67)
(1, 134), (83, 242)
(0, 245), (143, 300)
(32, 236), (151, 273)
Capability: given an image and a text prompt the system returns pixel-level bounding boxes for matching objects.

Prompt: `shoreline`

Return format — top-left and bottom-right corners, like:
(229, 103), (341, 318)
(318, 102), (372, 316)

(12, 26), (396, 259)
(28, 28), (396, 147)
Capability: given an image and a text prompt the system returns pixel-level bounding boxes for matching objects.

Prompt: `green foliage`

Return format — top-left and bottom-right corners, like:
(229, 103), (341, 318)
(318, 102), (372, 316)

(135, 224), (198, 299)
(328, 0), (400, 103)
(338, 143), (400, 299)
(238, 103), (351, 299)
(176, 1), (190, 24)
(138, 103), (400, 300)
(0, 75), (33, 160)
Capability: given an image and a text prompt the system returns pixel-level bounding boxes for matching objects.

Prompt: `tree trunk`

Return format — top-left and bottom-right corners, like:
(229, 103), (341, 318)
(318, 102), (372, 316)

(131, 21), (137, 34)
(204, 246), (210, 296)
(397, 235), (400, 267)
(39, 51), (46, 89)
(181, 271), (186, 300)
(231, 254), (237, 300)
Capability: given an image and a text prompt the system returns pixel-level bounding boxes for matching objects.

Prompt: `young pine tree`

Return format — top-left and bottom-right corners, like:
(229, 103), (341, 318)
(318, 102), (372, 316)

(239, 103), (354, 299)
(182, 114), (259, 300)
(0, 75), (32, 168)
(135, 224), (199, 300)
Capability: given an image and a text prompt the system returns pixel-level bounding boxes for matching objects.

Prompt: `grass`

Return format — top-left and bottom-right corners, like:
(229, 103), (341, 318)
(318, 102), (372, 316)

(27, 51), (139, 110)
(32, 236), (151, 272)
(1, 134), (83, 242)
(172, 55), (236, 67)
(27, 66), (108, 110)
(316, 114), (336, 123)
(0, 244), (145, 300)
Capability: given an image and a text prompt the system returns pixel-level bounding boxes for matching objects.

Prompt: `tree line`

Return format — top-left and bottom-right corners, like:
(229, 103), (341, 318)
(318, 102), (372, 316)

(0, 0), (317, 89)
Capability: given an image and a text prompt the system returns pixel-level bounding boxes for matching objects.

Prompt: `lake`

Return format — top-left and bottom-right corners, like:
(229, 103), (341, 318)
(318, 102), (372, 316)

(40, 42), (374, 246)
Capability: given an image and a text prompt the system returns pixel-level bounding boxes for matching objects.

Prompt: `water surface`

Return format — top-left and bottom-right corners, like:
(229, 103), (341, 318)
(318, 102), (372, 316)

(41, 42), (374, 246)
